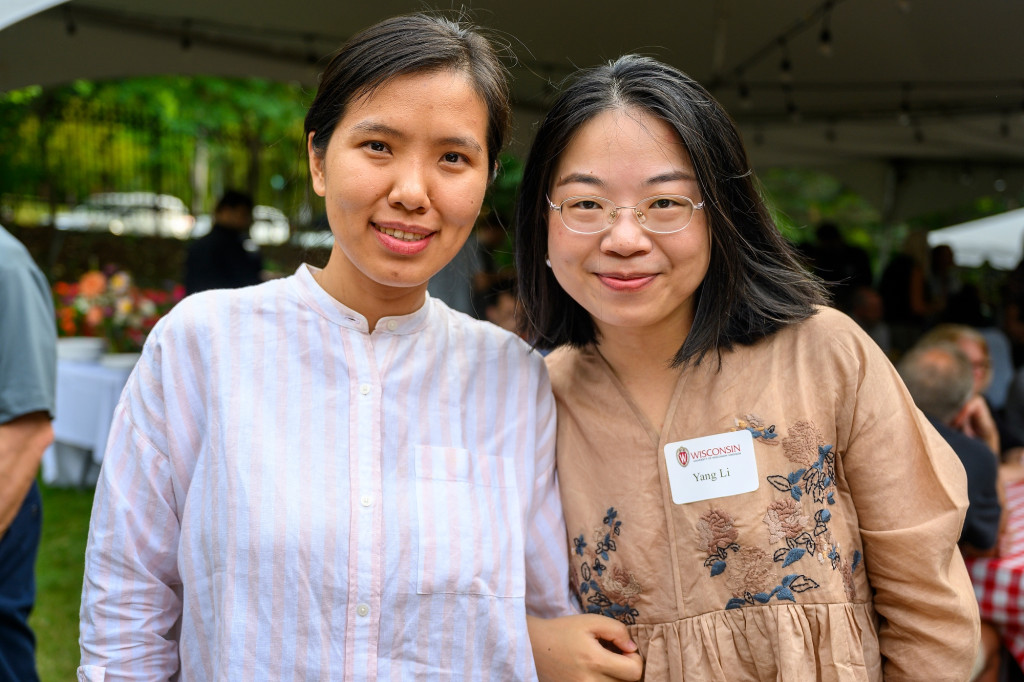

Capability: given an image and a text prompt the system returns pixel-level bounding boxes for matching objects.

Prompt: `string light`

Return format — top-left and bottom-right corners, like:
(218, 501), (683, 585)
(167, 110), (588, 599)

(778, 39), (793, 83)
(784, 85), (800, 122)
(819, 2), (834, 57)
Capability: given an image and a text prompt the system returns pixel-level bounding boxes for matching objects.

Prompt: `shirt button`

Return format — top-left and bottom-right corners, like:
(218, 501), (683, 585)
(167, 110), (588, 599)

(356, 603), (370, 617)
(386, 320), (398, 331)
(359, 384), (371, 395)
(360, 495), (373, 507)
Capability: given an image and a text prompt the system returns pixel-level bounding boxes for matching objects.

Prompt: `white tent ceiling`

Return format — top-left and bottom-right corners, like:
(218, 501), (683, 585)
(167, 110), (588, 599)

(3, 0), (1024, 222)
(927, 208), (1024, 270)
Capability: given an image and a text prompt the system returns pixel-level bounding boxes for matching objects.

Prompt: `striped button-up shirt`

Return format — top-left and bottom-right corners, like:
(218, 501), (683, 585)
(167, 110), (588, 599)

(79, 265), (572, 681)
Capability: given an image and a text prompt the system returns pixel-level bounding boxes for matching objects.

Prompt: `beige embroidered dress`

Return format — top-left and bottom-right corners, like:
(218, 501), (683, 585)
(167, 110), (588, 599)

(546, 307), (979, 681)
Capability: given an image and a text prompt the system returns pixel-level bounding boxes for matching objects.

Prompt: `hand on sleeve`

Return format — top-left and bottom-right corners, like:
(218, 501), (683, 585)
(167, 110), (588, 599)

(527, 614), (643, 682)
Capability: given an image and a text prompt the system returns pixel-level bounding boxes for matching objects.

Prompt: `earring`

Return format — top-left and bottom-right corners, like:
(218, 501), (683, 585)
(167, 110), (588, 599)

(545, 257), (552, 268)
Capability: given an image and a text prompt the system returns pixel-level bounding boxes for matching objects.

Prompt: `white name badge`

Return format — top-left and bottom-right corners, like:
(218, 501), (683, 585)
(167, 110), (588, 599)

(664, 430), (759, 504)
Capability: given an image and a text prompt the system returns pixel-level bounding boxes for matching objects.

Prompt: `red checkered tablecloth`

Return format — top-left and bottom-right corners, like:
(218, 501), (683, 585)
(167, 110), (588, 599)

(965, 480), (1024, 668)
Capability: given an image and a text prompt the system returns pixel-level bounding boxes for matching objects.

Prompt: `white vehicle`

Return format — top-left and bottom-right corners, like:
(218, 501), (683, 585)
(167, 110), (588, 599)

(55, 192), (194, 239)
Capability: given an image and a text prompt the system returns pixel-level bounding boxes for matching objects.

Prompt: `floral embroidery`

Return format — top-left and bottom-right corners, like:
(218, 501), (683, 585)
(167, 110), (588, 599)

(781, 420), (822, 468)
(571, 507), (642, 624)
(763, 418), (861, 599)
(762, 498), (816, 568)
(763, 498), (810, 544)
(725, 547), (777, 598)
(697, 508), (740, 577)
(725, 573), (820, 610)
(697, 415), (863, 610)
(733, 414), (779, 445)
(768, 424), (836, 506)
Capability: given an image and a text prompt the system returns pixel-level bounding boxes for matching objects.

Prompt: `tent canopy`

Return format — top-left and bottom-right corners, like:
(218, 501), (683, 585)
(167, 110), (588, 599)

(927, 209), (1024, 271)
(3, 0), (1024, 222)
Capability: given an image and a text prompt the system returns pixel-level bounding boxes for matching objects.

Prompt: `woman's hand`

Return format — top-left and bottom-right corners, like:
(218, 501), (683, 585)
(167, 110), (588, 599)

(527, 614), (644, 681)
(953, 394), (1001, 455)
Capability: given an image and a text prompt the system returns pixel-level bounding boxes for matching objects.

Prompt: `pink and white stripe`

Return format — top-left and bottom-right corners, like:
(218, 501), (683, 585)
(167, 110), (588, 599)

(78, 264), (574, 681)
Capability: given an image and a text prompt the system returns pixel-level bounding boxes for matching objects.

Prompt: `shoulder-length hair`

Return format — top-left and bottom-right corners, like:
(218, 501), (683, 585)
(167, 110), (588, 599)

(515, 55), (827, 367)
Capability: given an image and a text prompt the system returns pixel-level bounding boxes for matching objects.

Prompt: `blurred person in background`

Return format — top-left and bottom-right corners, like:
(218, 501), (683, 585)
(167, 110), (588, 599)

(920, 324), (1020, 457)
(0, 224), (57, 682)
(184, 189), (263, 295)
(897, 339), (1005, 682)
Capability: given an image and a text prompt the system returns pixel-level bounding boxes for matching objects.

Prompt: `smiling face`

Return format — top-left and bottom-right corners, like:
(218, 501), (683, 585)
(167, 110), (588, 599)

(309, 69), (491, 323)
(546, 107), (711, 346)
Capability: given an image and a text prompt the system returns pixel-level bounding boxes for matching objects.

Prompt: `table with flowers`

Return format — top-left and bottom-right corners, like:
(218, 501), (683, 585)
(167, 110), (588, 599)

(43, 268), (183, 487)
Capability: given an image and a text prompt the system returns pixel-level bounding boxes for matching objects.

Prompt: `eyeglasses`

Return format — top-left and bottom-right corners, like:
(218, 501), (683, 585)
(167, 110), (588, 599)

(547, 194), (705, 235)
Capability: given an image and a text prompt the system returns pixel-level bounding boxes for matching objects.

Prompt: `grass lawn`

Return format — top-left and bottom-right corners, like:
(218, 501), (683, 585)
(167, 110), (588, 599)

(32, 482), (94, 681)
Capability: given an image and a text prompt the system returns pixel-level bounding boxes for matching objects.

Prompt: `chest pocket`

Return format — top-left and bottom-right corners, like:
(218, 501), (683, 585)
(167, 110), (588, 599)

(414, 445), (525, 598)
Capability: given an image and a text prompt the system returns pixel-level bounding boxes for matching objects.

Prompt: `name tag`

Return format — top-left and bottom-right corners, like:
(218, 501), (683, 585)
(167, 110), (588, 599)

(664, 430), (759, 504)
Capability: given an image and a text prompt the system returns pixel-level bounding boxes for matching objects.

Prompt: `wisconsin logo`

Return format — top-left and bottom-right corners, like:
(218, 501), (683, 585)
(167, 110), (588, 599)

(676, 446), (690, 467)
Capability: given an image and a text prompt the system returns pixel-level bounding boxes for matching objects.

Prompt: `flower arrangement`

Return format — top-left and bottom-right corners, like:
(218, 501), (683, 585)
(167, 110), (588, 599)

(53, 269), (185, 353)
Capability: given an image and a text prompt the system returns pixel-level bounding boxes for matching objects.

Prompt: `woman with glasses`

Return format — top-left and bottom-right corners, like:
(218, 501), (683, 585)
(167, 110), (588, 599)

(516, 55), (980, 680)
(78, 14), (641, 681)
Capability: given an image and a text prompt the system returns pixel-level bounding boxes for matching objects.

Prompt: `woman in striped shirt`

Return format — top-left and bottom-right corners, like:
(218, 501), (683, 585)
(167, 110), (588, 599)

(79, 13), (640, 681)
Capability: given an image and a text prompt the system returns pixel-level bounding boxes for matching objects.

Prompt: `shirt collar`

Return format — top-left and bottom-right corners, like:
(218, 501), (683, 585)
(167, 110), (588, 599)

(292, 263), (433, 335)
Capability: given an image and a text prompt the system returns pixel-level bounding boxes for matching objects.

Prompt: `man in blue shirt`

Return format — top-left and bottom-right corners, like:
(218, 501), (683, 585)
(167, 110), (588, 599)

(0, 224), (57, 682)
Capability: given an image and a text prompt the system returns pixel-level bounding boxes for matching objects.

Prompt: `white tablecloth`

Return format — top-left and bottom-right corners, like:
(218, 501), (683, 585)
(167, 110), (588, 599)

(41, 359), (134, 487)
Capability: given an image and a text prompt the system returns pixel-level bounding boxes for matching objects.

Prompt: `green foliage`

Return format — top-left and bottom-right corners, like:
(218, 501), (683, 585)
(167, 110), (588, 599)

(0, 76), (311, 220)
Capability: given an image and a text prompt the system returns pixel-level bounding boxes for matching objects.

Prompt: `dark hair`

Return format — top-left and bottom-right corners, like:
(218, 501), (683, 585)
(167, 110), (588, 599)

(515, 55), (827, 367)
(215, 189), (254, 212)
(304, 13), (510, 179)
(897, 341), (973, 423)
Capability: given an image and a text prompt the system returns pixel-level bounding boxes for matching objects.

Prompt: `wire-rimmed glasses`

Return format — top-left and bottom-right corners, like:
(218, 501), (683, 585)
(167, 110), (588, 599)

(547, 194), (705, 235)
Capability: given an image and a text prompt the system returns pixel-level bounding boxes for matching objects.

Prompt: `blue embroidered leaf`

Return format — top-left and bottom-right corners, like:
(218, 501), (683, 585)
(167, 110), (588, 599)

(781, 547), (806, 567)
(820, 444), (833, 455)
(790, 576), (820, 593)
(775, 587), (795, 602)
(818, 509), (832, 523)
(822, 476), (832, 487)
(586, 604), (602, 614)
(589, 580), (601, 593)
(788, 469), (807, 485)
(791, 486), (802, 501)
(767, 475), (792, 492)
(580, 582), (590, 594)
(710, 561), (727, 577)
(752, 592), (772, 603)
(852, 550), (862, 571)
(725, 598), (747, 610)
(574, 534), (587, 556)
(827, 491), (835, 505)
(773, 547), (790, 562)
(782, 574), (798, 588)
